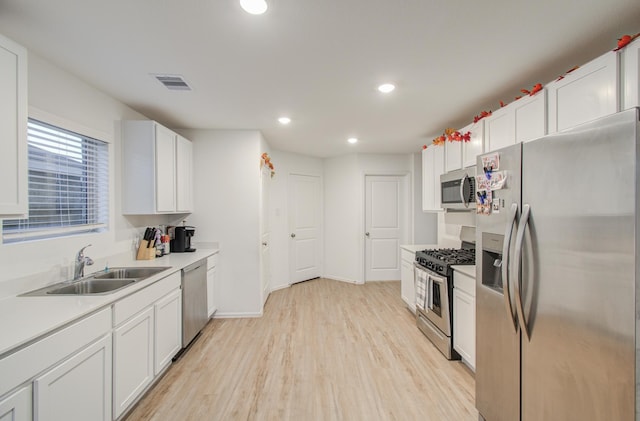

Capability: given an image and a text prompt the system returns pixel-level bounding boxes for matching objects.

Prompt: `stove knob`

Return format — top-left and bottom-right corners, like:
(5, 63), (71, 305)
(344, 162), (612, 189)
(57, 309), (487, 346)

(438, 265), (444, 272)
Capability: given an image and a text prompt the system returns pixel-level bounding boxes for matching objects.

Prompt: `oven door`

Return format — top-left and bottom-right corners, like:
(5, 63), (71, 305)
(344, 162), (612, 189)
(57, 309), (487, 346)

(425, 271), (451, 336)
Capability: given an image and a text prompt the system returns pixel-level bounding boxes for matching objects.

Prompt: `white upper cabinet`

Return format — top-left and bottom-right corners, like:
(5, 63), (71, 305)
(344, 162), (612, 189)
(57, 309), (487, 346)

(485, 106), (514, 152)
(445, 137), (462, 172)
(154, 124), (177, 213)
(547, 51), (619, 133)
(122, 120), (193, 214)
(462, 120), (484, 168)
(0, 33), (27, 217)
(486, 90), (547, 151)
(514, 90), (547, 143)
(175, 135), (193, 213)
(622, 37), (640, 110)
(422, 146), (444, 212)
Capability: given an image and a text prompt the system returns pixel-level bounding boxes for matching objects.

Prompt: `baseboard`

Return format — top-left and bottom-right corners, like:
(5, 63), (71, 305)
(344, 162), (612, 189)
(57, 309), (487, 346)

(214, 311), (263, 319)
(270, 284), (290, 292)
(323, 275), (362, 285)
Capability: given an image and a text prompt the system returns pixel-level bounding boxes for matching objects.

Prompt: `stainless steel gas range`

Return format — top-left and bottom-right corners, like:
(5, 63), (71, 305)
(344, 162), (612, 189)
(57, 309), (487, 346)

(414, 230), (475, 360)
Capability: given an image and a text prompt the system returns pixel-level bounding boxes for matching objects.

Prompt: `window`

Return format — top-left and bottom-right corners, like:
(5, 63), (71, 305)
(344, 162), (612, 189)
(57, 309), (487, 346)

(2, 118), (109, 243)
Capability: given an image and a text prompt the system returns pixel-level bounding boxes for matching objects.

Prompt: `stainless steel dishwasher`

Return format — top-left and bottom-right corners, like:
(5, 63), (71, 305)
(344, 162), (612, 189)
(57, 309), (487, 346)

(181, 260), (208, 347)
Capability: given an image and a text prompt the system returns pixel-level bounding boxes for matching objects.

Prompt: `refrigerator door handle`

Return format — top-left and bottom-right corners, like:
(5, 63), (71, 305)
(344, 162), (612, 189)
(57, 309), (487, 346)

(502, 202), (519, 333)
(514, 203), (531, 340)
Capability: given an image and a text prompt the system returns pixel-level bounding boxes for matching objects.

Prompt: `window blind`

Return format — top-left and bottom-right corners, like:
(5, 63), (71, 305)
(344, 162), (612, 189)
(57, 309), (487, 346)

(2, 119), (109, 243)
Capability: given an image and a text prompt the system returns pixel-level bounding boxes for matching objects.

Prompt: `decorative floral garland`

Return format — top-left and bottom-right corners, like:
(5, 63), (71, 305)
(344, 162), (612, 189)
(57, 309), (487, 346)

(421, 32), (640, 152)
(260, 152), (275, 178)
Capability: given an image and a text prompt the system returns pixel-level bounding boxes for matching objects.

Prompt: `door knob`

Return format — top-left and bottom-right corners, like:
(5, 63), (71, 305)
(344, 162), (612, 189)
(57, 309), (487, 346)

(291, 233), (296, 238)
(365, 232), (370, 237)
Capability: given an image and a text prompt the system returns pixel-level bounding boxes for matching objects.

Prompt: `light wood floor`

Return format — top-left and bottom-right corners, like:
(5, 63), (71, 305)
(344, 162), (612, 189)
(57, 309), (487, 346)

(126, 278), (477, 421)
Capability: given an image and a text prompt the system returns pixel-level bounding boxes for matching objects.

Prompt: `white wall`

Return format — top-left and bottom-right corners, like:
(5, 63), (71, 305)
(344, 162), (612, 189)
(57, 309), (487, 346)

(0, 51), (165, 298)
(323, 153), (431, 284)
(178, 129), (263, 317)
(323, 154), (361, 283)
(412, 153), (438, 244)
(268, 150), (323, 291)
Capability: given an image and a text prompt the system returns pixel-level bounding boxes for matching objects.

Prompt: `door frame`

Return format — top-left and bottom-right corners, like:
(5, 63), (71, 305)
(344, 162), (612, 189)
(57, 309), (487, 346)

(360, 171), (412, 283)
(288, 171), (324, 285)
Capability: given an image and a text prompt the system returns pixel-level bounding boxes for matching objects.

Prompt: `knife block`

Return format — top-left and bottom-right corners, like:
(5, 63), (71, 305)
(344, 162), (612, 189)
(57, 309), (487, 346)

(136, 240), (156, 260)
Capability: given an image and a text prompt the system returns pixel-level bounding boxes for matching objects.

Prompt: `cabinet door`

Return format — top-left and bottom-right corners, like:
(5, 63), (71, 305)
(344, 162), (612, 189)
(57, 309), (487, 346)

(453, 288), (475, 370)
(207, 267), (217, 317)
(0, 385), (31, 421)
(113, 307), (154, 418)
(175, 135), (193, 213)
(34, 335), (111, 421)
(445, 138), (462, 172)
(462, 121), (484, 168)
(422, 146), (444, 212)
(154, 124), (176, 213)
(485, 106), (514, 152)
(0, 34), (27, 217)
(400, 258), (415, 312)
(514, 90), (547, 143)
(154, 289), (182, 375)
(547, 51), (619, 133)
(622, 38), (640, 110)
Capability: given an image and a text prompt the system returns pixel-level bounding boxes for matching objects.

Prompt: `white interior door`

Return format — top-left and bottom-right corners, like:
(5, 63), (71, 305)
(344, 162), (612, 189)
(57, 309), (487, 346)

(365, 175), (405, 281)
(260, 166), (271, 305)
(289, 174), (322, 284)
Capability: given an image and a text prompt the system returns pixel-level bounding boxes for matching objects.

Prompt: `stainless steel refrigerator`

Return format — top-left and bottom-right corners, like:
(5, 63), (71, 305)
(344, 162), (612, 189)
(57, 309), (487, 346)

(476, 108), (638, 421)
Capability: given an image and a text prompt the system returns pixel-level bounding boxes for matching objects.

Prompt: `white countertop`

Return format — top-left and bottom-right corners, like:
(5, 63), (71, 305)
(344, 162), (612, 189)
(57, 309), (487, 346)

(0, 248), (218, 358)
(400, 244), (438, 253)
(452, 265), (476, 278)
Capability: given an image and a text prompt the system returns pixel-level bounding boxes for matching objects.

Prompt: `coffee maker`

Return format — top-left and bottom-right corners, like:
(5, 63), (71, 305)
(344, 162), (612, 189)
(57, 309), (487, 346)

(171, 226), (196, 252)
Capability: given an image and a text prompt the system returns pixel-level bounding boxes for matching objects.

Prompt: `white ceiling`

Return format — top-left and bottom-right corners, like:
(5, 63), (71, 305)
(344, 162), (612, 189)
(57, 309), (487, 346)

(0, 0), (639, 157)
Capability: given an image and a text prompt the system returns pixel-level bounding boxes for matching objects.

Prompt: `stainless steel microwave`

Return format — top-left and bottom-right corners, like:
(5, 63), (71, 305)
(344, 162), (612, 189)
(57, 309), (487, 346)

(440, 167), (476, 210)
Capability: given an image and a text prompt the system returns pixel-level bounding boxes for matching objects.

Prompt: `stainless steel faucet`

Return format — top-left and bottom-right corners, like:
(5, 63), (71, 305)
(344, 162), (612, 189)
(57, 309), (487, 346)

(74, 244), (94, 280)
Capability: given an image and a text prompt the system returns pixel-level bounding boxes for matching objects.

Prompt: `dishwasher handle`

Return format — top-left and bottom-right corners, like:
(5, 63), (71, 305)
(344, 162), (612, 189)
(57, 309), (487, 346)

(183, 261), (204, 274)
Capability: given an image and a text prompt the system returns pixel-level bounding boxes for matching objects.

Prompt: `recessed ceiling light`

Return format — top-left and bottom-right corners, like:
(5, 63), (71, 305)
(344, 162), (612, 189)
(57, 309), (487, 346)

(240, 0), (268, 14)
(348, 137), (358, 144)
(278, 117), (291, 125)
(378, 83), (395, 93)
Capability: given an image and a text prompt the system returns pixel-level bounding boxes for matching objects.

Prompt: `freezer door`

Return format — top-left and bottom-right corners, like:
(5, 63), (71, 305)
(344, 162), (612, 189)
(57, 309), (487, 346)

(520, 109), (637, 420)
(475, 143), (522, 421)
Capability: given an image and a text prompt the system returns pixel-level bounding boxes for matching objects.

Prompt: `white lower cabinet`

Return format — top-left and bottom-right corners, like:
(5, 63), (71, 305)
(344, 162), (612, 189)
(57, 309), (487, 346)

(154, 289), (182, 375)
(400, 249), (416, 312)
(113, 307), (154, 419)
(34, 335), (111, 421)
(207, 254), (218, 318)
(453, 270), (476, 371)
(112, 271), (182, 419)
(0, 386), (31, 421)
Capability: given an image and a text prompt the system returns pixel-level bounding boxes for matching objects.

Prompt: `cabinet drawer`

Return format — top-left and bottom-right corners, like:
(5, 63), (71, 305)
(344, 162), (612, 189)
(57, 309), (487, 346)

(114, 271), (181, 326)
(0, 307), (111, 397)
(454, 271), (475, 296)
(207, 253), (218, 269)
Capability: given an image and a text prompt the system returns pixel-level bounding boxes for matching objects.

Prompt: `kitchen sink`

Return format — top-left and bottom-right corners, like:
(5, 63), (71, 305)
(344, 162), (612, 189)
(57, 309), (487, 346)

(93, 267), (169, 280)
(46, 279), (136, 295)
(20, 266), (171, 296)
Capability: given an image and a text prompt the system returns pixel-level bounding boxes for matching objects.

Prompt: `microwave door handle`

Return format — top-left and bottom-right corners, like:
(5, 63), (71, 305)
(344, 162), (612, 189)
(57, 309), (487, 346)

(514, 204), (531, 341)
(459, 176), (467, 207)
(502, 203), (519, 333)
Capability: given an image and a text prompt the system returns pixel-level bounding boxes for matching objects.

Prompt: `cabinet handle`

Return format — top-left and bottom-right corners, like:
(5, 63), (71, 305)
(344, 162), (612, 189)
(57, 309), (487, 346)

(290, 233), (296, 238)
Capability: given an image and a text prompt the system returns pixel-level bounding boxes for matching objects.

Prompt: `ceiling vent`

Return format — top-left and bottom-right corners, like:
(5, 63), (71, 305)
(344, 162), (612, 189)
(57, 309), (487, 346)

(153, 74), (192, 91)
